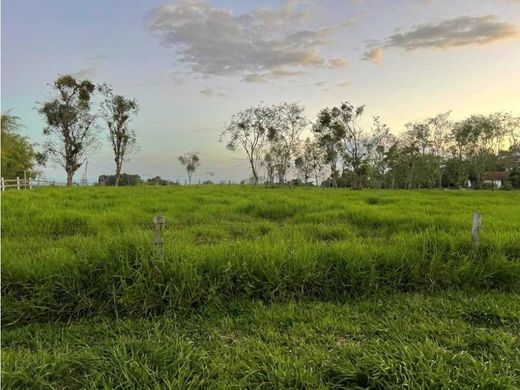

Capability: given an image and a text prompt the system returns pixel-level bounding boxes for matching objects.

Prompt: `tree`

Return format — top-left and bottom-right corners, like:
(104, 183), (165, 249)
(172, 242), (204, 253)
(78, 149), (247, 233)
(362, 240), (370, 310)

(428, 112), (452, 188)
(295, 137), (324, 185)
(1, 113), (44, 179)
(452, 114), (502, 188)
(99, 84), (139, 186)
(98, 173), (141, 186)
(266, 102), (306, 184)
(39, 75), (97, 186)
(370, 116), (395, 188)
(178, 152), (200, 184)
(314, 102), (369, 189)
(400, 123), (422, 189)
(312, 108), (342, 187)
(294, 138), (313, 184)
(221, 104), (274, 184)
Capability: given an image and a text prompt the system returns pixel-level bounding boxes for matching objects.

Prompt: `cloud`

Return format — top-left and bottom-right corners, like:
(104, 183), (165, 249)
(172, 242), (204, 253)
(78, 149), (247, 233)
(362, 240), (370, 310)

(364, 15), (518, 62)
(386, 15), (518, 50)
(328, 58), (349, 68)
(71, 67), (97, 79)
(314, 81), (327, 86)
(362, 47), (383, 64)
(148, 0), (344, 81)
(336, 81), (350, 88)
(199, 87), (226, 97)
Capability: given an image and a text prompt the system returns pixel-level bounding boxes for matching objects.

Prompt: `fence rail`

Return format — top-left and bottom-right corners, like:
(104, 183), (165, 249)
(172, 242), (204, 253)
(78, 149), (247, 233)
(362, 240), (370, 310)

(1, 177), (68, 191)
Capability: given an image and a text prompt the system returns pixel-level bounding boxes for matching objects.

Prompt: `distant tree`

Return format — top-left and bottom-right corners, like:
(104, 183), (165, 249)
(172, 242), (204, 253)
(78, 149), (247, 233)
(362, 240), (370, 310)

(370, 116), (395, 188)
(266, 102), (306, 183)
(39, 75), (97, 186)
(178, 152), (200, 184)
(98, 173), (141, 186)
(146, 176), (174, 186)
(99, 84), (139, 187)
(1, 113), (44, 179)
(428, 112), (452, 188)
(295, 137), (324, 185)
(221, 104), (274, 184)
(312, 109), (342, 187)
(399, 123), (422, 189)
(452, 114), (503, 188)
(263, 149), (278, 184)
(314, 102), (369, 189)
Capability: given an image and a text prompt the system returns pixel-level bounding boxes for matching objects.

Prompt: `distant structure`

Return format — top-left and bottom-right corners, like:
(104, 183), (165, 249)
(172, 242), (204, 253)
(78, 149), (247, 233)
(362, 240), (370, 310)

(482, 171), (508, 189)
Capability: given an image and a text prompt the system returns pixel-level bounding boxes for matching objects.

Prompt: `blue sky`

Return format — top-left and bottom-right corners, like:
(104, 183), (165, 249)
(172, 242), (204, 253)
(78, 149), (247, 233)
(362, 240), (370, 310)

(2, 0), (520, 182)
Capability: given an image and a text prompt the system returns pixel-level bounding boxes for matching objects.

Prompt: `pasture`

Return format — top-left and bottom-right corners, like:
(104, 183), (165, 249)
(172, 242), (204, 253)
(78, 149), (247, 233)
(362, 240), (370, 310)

(2, 186), (520, 388)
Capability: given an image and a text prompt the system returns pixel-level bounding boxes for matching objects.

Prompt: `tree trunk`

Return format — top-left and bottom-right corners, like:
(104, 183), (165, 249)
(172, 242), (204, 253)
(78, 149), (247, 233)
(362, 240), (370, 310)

(250, 159), (258, 184)
(66, 170), (74, 186)
(115, 162), (122, 187)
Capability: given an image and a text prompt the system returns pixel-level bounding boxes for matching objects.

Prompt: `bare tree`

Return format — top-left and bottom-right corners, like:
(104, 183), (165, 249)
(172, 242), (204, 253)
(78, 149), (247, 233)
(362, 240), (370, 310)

(39, 75), (97, 186)
(99, 84), (139, 186)
(221, 104), (274, 184)
(178, 152), (200, 184)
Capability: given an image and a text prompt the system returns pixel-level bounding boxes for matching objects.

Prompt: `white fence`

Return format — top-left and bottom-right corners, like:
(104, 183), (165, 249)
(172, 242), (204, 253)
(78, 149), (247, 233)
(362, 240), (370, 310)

(1, 177), (67, 191)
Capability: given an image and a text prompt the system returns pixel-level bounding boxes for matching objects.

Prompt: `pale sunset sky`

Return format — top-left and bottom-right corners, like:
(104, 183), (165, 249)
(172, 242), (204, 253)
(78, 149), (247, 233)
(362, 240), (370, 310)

(2, 0), (520, 182)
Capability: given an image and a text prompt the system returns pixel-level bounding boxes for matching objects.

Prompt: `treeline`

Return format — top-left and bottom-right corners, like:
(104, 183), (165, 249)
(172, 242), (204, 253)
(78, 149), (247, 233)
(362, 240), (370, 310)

(221, 102), (520, 189)
(97, 174), (179, 186)
(2, 74), (519, 189)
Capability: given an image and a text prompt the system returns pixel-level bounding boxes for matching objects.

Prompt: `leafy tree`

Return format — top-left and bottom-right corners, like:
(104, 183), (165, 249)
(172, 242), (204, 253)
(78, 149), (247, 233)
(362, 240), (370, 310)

(294, 138), (313, 184)
(1, 113), (43, 179)
(99, 84), (139, 186)
(428, 112), (452, 188)
(295, 137), (324, 185)
(452, 114), (503, 188)
(312, 109), (342, 187)
(39, 75), (97, 186)
(266, 102), (306, 184)
(221, 104), (274, 184)
(98, 173), (141, 186)
(314, 102), (370, 189)
(370, 116), (395, 188)
(178, 152), (200, 184)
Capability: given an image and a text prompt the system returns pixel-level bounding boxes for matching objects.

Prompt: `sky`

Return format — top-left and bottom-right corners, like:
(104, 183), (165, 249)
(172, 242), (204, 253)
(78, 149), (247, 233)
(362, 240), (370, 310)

(2, 0), (520, 183)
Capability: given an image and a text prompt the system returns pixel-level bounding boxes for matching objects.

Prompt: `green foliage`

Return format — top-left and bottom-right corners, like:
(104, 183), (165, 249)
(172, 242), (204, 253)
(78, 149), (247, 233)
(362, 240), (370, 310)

(98, 173), (142, 186)
(1, 113), (40, 179)
(39, 75), (98, 185)
(178, 152), (201, 184)
(99, 84), (139, 186)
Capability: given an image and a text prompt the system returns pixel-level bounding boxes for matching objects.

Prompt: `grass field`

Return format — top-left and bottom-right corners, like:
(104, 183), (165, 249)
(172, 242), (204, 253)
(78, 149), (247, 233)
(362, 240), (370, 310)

(2, 186), (520, 388)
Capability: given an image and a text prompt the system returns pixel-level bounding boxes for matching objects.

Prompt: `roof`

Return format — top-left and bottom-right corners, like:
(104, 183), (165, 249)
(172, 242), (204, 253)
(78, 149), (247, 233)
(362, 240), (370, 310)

(482, 171), (508, 180)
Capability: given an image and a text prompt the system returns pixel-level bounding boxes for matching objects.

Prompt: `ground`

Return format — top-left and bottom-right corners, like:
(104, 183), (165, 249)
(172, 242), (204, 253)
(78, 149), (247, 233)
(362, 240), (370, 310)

(2, 186), (519, 389)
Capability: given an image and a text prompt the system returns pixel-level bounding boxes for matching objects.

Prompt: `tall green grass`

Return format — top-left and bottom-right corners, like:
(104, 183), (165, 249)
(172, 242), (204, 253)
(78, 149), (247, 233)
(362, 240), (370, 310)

(2, 187), (520, 388)
(3, 292), (520, 389)
(2, 187), (519, 323)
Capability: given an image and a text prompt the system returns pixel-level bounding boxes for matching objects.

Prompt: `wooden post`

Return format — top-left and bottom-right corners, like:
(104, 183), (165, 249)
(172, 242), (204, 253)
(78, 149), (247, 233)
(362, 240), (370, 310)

(152, 215), (165, 258)
(1, 177), (4, 191)
(16, 177), (20, 190)
(24, 170), (27, 189)
(471, 212), (481, 246)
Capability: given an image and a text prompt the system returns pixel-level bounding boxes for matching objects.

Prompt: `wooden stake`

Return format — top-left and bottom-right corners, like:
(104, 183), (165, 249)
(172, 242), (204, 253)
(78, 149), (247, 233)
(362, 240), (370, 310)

(1, 177), (5, 192)
(16, 177), (20, 190)
(471, 212), (481, 246)
(152, 215), (165, 258)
